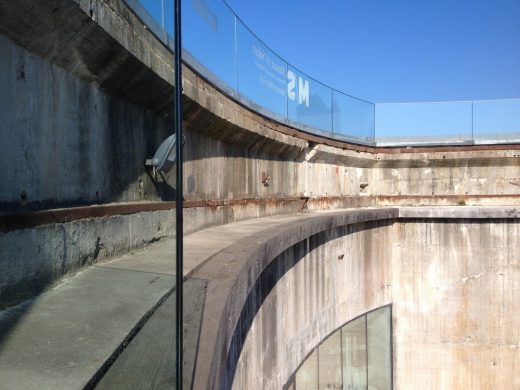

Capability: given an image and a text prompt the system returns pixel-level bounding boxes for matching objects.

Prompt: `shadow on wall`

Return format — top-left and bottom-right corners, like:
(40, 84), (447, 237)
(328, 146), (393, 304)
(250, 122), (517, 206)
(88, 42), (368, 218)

(0, 222), (94, 352)
(0, 7), (179, 213)
(220, 220), (393, 390)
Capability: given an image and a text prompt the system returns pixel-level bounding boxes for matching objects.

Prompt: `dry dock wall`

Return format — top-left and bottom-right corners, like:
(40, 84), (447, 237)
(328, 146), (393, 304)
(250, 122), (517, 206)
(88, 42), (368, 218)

(191, 209), (520, 390)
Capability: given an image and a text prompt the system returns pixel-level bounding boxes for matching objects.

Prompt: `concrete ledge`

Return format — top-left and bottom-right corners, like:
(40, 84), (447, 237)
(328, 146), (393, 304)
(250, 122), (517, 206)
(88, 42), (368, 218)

(189, 206), (520, 389)
(0, 198), (307, 308)
(4, 195), (520, 233)
(190, 208), (399, 390)
(398, 205), (520, 219)
(0, 198), (308, 232)
(1, 207), (519, 388)
(4, 197), (520, 308)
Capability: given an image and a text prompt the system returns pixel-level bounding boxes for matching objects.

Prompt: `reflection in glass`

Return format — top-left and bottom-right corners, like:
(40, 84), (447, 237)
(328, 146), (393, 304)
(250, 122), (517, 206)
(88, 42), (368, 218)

(319, 331), (342, 389)
(182, 0), (237, 89)
(333, 91), (375, 141)
(288, 66), (332, 131)
(236, 21), (288, 117)
(341, 316), (367, 390)
(473, 99), (520, 138)
(295, 348), (319, 390)
(367, 308), (392, 390)
(289, 306), (391, 390)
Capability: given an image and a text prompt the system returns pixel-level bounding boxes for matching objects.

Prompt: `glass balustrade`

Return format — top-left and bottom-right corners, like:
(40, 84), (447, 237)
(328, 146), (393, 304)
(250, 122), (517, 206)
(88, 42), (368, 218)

(127, 0), (519, 145)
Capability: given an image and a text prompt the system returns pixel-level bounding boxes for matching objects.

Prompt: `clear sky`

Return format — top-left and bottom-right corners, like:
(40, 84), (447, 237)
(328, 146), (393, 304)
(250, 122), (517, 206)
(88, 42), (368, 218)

(224, 0), (520, 103)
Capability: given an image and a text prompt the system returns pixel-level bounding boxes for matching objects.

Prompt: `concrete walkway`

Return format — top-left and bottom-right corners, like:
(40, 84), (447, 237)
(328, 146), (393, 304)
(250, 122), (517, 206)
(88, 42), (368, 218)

(0, 213), (314, 389)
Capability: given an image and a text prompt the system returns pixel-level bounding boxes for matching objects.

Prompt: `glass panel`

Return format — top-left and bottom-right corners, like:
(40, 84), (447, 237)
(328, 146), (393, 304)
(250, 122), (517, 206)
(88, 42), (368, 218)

(163, 0), (174, 36)
(341, 316), (367, 390)
(123, 0), (173, 42)
(136, 0), (164, 28)
(333, 91), (374, 142)
(296, 348), (319, 390)
(473, 99), (520, 141)
(236, 20), (287, 118)
(318, 331), (342, 389)
(0, 3), (183, 385)
(367, 307), (392, 390)
(288, 66), (332, 132)
(375, 101), (473, 143)
(182, 0), (237, 89)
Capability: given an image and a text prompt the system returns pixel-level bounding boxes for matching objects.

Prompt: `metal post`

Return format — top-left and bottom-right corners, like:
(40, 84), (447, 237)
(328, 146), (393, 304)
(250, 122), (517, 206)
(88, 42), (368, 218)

(174, 0), (183, 388)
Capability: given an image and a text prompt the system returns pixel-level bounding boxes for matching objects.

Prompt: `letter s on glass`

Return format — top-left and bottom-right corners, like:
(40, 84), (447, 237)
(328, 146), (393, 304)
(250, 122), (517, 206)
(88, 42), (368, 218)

(287, 70), (296, 100)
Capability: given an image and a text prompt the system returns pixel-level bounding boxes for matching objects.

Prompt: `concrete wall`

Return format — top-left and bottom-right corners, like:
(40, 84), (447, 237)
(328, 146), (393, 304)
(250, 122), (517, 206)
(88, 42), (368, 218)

(2, 0), (520, 213)
(0, 33), (175, 211)
(224, 214), (520, 390)
(371, 152), (520, 197)
(2, 0), (520, 335)
(0, 209), (175, 308)
(0, 198), (310, 308)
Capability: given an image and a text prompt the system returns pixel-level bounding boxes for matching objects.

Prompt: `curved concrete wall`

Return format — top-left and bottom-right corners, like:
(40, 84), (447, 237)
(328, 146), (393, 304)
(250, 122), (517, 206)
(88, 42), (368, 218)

(189, 209), (520, 390)
(2, 0), (520, 360)
(2, 0), (520, 213)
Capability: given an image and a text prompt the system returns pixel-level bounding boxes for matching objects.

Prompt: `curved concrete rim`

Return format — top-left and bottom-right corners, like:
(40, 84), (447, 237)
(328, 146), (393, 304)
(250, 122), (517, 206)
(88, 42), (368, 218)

(189, 206), (520, 389)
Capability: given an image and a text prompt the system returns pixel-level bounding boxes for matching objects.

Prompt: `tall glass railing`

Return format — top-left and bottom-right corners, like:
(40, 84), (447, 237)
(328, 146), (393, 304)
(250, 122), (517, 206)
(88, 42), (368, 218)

(126, 0), (519, 146)
(376, 99), (520, 145)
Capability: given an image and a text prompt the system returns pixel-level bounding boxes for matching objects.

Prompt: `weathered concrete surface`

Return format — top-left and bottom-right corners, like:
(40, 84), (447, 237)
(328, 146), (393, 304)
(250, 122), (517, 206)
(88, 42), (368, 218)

(0, 32), (175, 210)
(2, 0), (520, 215)
(182, 207), (520, 389)
(0, 212), (330, 389)
(0, 266), (174, 389)
(0, 198), (308, 308)
(0, 208), (519, 389)
(2, 1), (520, 385)
(390, 218), (520, 389)
(0, 208), (176, 308)
(94, 278), (207, 390)
(190, 208), (400, 390)
(221, 209), (520, 390)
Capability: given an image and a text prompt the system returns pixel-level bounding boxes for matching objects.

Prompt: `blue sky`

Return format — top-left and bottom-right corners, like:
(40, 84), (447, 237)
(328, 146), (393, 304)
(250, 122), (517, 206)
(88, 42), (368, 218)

(224, 0), (520, 103)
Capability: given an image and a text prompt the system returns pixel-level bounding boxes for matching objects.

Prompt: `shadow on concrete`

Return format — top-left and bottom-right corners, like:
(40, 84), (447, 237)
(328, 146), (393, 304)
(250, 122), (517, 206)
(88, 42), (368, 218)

(92, 279), (207, 390)
(0, 299), (36, 348)
(220, 219), (395, 390)
(0, 220), (94, 349)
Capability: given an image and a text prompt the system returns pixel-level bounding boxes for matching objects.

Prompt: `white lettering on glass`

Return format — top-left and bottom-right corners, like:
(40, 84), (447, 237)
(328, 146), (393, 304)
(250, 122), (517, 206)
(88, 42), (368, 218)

(287, 70), (296, 100)
(287, 71), (310, 107)
(298, 77), (309, 107)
